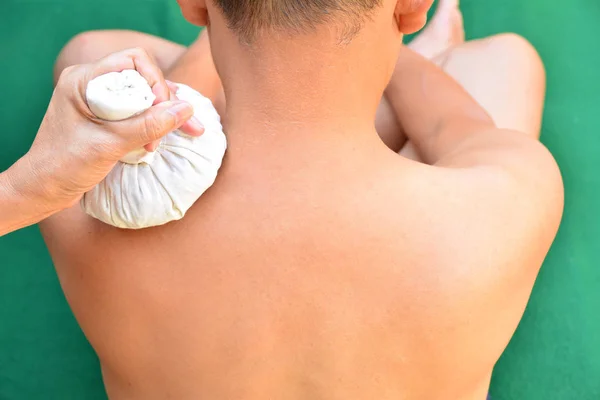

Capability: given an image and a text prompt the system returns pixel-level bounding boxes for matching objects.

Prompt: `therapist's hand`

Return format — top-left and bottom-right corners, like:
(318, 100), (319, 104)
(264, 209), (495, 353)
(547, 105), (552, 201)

(16, 48), (203, 212)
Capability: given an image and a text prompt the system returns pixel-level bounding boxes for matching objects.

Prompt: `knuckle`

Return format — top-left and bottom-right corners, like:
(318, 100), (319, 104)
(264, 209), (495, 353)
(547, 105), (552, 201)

(58, 65), (78, 81)
(129, 46), (149, 59)
(142, 112), (169, 142)
(56, 64), (82, 90)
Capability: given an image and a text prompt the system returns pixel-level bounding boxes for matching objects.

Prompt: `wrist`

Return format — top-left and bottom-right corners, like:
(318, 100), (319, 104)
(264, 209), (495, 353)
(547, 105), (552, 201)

(9, 153), (61, 214)
(0, 155), (63, 236)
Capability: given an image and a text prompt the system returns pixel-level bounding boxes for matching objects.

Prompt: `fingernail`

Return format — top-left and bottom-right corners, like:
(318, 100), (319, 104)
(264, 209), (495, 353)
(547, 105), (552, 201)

(165, 101), (193, 123)
(152, 83), (170, 103)
(187, 116), (204, 131)
(165, 80), (179, 93)
(145, 141), (158, 152)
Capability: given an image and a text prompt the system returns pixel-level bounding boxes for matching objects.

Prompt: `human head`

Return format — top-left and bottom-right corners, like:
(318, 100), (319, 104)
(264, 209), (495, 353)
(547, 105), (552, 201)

(177, 0), (434, 44)
(177, 0), (435, 119)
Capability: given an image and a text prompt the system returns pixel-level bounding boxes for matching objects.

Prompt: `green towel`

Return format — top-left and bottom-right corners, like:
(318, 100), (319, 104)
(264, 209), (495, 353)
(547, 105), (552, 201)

(0, 0), (598, 398)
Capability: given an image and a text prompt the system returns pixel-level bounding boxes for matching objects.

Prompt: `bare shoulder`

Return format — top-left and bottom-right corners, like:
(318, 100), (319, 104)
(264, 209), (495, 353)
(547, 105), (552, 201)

(423, 130), (561, 265)
(433, 129), (564, 253)
(374, 129), (563, 274)
(362, 144), (564, 374)
(383, 131), (562, 353)
(435, 128), (564, 207)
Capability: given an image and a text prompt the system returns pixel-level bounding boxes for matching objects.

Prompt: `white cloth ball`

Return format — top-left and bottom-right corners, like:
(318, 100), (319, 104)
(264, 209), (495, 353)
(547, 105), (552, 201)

(82, 70), (227, 229)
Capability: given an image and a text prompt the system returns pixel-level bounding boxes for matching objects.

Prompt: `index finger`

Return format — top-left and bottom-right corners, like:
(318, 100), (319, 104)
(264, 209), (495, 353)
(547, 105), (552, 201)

(84, 48), (170, 104)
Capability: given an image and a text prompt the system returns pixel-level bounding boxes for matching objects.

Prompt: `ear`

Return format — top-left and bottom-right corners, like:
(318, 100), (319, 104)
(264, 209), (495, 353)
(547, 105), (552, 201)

(394, 0), (435, 34)
(176, 0), (209, 26)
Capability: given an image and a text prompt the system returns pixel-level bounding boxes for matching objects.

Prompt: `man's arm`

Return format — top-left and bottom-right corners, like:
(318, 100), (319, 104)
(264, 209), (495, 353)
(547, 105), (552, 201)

(385, 47), (562, 200)
(0, 157), (57, 236)
(385, 46), (498, 165)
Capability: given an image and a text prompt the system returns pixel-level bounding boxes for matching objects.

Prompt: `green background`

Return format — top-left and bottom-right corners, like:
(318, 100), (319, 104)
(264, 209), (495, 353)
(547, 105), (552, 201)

(0, 0), (598, 398)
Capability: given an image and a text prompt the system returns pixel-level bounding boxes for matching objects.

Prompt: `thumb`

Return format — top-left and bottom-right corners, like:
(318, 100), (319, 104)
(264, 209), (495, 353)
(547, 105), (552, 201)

(110, 100), (194, 150)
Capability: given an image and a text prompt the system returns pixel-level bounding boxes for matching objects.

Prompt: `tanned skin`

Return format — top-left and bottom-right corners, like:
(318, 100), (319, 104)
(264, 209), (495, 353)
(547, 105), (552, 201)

(41, 0), (563, 399)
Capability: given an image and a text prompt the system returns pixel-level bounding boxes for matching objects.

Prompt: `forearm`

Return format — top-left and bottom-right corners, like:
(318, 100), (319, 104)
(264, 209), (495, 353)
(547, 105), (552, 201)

(0, 157), (55, 237)
(385, 47), (494, 163)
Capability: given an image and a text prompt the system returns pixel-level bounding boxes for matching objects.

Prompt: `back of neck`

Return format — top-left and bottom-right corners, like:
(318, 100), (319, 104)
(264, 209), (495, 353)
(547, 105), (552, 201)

(210, 26), (393, 141)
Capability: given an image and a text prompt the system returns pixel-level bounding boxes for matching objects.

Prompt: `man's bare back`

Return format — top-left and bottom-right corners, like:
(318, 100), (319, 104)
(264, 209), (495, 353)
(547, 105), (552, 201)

(40, 0), (563, 399)
(41, 134), (542, 400)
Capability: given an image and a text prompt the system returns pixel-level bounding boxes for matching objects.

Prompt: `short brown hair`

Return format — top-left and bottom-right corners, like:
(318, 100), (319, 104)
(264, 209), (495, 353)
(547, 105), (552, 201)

(213, 0), (382, 42)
